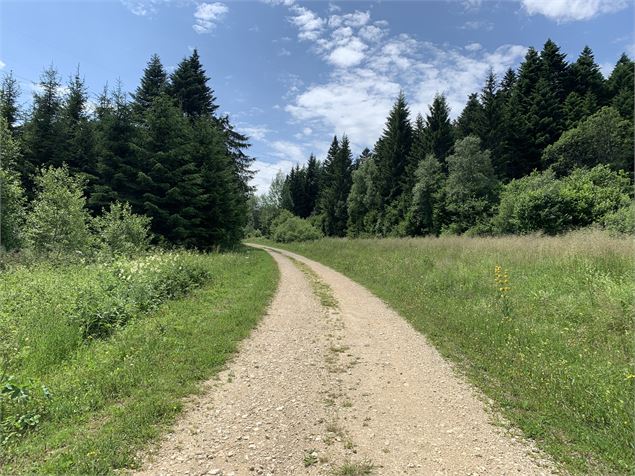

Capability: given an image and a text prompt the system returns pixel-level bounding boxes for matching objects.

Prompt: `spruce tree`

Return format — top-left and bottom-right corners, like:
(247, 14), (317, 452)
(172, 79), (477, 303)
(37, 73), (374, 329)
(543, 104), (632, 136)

(131, 54), (168, 118)
(0, 72), (21, 132)
(569, 46), (606, 103)
(304, 154), (320, 217)
(90, 82), (140, 213)
(454, 93), (482, 139)
(527, 77), (564, 157)
(607, 53), (634, 121)
(61, 69), (98, 181)
(424, 94), (453, 165)
(406, 114), (427, 191)
(476, 71), (505, 176)
(169, 49), (217, 118)
(21, 66), (65, 191)
(540, 39), (569, 100)
(320, 135), (353, 236)
(374, 92), (413, 204)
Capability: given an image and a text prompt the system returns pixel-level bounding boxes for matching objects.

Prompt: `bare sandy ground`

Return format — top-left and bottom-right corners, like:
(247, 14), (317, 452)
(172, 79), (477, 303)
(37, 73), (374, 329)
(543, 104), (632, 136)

(135, 245), (556, 476)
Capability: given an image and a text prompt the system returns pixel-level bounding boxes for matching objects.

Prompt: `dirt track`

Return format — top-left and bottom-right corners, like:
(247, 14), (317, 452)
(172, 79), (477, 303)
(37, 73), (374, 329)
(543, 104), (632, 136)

(136, 245), (555, 475)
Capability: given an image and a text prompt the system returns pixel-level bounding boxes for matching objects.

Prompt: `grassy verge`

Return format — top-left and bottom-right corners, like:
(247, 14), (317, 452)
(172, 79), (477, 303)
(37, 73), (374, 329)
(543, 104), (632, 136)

(0, 248), (278, 474)
(247, 232), (633, 475)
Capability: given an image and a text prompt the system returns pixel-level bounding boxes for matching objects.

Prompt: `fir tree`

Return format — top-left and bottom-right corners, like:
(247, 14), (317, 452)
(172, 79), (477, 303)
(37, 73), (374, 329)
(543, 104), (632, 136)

(527, 77), (564, 157)
(61, 69), (98, 181)
(406, 114), (427, 191)
(0, 72), (21, 132)
(424, 94), (453, 165)
(320, 135), (353, 236)
(540, 39), (569, 100)
(607, 53), (634, 120)
(476, 71), (505, 176)
(131, 54), (168, 118)
(304, 154), (320, 217)
(374, 92), (413, 204)
(454, 93), (482, 139)
(569, 46), (606, 103)
(21, 66), (65, 191)
(169, 49), (217, 118)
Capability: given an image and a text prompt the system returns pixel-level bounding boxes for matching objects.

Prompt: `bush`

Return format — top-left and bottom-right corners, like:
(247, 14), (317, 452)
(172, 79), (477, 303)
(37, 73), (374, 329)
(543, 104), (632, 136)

(93, 202), (152, 258)
(602, 203), (635, 235)
(542, 107), (633, 176)
(24, 166), (93, 260)
(493, 165), (632, 235)
(272, 215), (323, 243)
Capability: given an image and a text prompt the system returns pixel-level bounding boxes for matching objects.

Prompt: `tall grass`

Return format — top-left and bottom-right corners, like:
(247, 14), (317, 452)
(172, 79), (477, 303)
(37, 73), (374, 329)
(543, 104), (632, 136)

(0, 248), (278, 474)
(253, 231), (634, 474)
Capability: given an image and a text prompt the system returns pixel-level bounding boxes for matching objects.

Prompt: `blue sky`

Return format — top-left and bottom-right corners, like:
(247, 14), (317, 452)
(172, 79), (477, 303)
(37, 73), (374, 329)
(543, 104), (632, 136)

(1, 0), (633, 192)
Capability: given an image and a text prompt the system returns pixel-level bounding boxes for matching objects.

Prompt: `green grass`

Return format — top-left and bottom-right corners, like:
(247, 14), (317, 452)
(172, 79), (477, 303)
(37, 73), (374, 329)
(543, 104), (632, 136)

(248, 232), (634, 475)
(0, 248), (278, 474)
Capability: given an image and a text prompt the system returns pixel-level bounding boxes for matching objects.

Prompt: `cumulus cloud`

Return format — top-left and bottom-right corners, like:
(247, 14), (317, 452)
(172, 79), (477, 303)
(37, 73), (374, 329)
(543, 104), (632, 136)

(193, 2), (228, 33)
(250, 159), (295, 194)
(277, 4), (528, 152)
(521, 0), (628, 22)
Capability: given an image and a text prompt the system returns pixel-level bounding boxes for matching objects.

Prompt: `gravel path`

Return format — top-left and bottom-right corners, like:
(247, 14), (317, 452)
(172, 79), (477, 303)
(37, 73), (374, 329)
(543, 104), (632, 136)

(135, 245), (556, 476)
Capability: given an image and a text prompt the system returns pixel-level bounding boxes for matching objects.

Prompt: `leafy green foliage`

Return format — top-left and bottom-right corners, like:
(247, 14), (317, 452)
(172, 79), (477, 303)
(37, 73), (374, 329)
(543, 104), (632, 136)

(494, 165), (632, 235)
(0, 118), (26, 251)
(92, 202), (152, 257)
(542, 107), (633, 176)
(24, 166), (93, 260)
(0, 376), (51, 446)
(272, 213), (323, 243)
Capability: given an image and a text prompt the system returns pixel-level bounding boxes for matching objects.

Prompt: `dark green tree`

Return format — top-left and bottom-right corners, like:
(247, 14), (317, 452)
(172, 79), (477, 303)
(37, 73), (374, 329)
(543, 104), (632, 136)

(131, 54), (168, 118)
(0, 72), (21, 132)
(169, 49), (217, 118)
(424, 93), (453, 165)
(569, 46), (605, 103)
(320, 135), (353, 236)
(606, 53), (634, 121)
(304, 154), (321, 217)
(454, 93), (482, 139)
(405, 153), (445, 236)
(61, 69), (98, 181)
(20, 66), (65, 191)
(540, 39), (569, 100)
(476, 71), (506, 176)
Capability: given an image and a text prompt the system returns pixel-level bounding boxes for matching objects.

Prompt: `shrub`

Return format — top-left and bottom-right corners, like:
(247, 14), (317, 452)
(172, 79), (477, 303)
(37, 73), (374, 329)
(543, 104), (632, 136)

(93, 202), (152, 257)
(24, 166), (93, 260)
(493, 165), (632, 235)
(602, 203), (635, 235)
(272, 215), (323, 243)
(542, 107), (633, 176)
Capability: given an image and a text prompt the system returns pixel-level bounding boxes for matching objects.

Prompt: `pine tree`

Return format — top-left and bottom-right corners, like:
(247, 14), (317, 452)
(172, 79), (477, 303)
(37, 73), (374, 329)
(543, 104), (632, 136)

(374, 93), (413, 205)
(527, 77), (564, 157)
(131, 54), (168, 118)
(607, 53), (634, 121)
(405, 114), (427, 191)
(61, 69), (98, 182)
(21, 66), (65, 191)
(540, 39), (569, 101)
(90, 82), (140, 213)
(169, 49), (217, 118)
(476, 71), (505, 176)
(516, 47), (542, 107)
(320, 135), (353, 236)
(424, 94), (453, 165)
(499, 68), (517, 99)
(0, 72), (21, 132)
(454, 93), (482, 139)
(304, 154), (320, 217)
(569, 46), (606, 103)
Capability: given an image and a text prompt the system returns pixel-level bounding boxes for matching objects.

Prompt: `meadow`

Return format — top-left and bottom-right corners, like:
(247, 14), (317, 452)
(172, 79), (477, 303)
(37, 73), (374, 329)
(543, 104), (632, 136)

(252, 231), (634, 474)
(0, 248), (277, 474)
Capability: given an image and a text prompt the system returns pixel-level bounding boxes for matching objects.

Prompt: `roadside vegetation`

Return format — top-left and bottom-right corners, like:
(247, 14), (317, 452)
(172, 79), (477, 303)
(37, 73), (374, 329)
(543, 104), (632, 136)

(0, 248), (277, 473)
(250, 232), (633, 474)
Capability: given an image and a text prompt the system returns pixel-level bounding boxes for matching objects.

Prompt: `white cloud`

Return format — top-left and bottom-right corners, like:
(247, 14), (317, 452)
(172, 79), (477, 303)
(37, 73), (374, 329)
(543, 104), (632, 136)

(465, 42), (482, 51)
(270, 140), (306, 163)
(328, 37), (367, 68)
(193, 2), (228, 34)
(289, 5), (325, 41)
(0, 59), (5, 70)
(278, 48), (292, 56)
(241, 125), (272, 141)
(460, 20), (493, 31)
(250, 159), (295, 195)
(521, 0), (628, 22)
